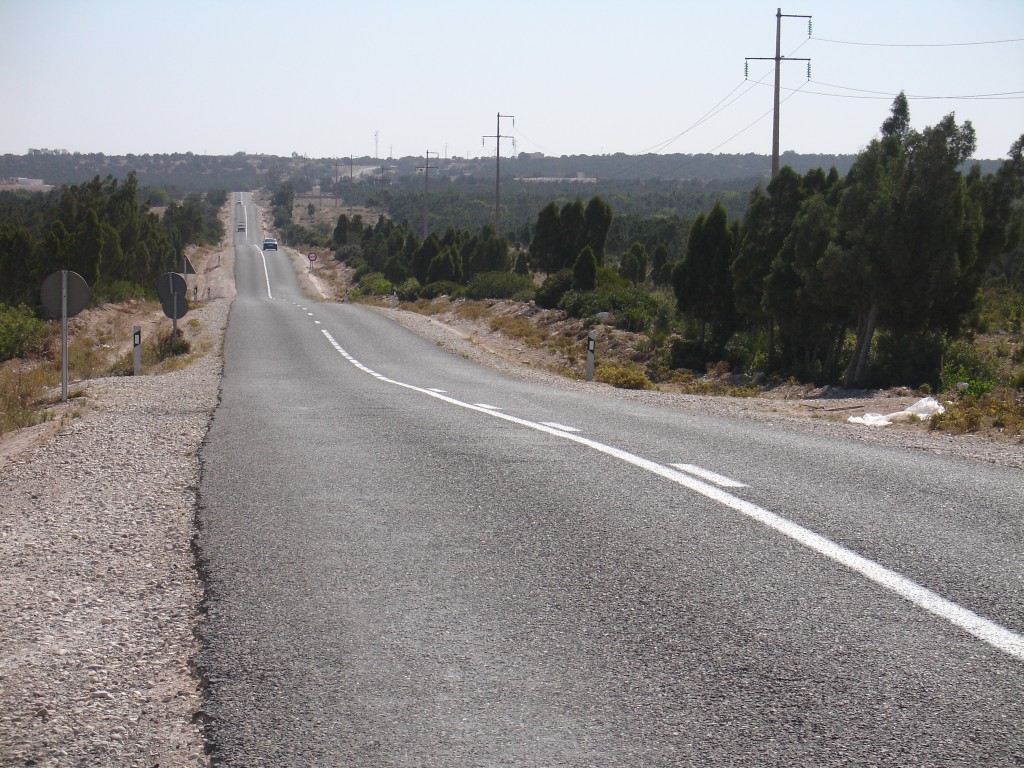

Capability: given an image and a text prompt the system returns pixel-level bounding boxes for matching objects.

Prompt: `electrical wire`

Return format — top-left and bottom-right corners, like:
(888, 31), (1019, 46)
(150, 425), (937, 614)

(751, 79), (1024, 101)
(812, 36), (1024, 48)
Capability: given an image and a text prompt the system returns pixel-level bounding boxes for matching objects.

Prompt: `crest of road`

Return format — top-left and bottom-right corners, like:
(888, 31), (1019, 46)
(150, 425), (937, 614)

(196, 195), (1023, 766)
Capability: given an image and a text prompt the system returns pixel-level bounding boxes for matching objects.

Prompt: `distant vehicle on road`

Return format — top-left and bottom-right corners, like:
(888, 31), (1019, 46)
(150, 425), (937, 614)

(262, 238), (278, 251)
(237, 223), (245, 231)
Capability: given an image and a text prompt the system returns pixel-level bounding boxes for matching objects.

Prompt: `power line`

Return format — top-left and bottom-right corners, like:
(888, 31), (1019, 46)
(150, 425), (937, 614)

(755, 79), (1024, 101)
(654, 80), (810, 180)
(812, 36), (1024, 48)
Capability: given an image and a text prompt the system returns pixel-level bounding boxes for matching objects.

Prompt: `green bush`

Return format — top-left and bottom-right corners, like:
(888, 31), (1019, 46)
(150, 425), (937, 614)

(94, 280), (144, 304)
(334, 244), (364, 264)
(354, 272), (393, 297)
(559, 285), (660, 333)
(669, 337), (709, 371)
(595, 362), (653, 390)
(147, 330), (191, 363)
(0, 304), (49, 362)
(419, 281), (463, 300)
(940, 338), (1000, 396)
(395, 278), (422, 302)
(465, 271), (535, 301)
(535, 269), (572, 309)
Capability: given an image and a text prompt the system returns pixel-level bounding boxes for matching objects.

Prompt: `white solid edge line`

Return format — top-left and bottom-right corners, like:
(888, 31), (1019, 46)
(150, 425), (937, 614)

(670, 463), (747, 488)
(260, 248), (273, 300)
(318, 328), (1024, 661)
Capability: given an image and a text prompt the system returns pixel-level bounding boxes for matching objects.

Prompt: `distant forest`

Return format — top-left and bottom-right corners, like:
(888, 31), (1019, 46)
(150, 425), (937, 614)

(0, 148), (1005, 195)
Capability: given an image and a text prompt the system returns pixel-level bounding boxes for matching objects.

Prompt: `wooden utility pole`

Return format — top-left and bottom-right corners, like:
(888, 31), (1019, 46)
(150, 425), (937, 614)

(746, 8), (811, 177)
(483, 113), (514, 231)
(418, 151), (438, 239)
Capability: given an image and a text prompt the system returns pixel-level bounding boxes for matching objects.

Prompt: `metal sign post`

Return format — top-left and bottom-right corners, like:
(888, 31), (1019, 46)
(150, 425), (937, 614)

(40, 270), (90, 403)
(60, 271), (68, 401)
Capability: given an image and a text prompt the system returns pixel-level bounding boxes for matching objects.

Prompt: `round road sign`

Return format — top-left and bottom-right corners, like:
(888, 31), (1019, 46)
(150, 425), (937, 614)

(160, 293), (189, 320)
(40, 270), (90, 319)
(308, 252), (317, 262)
(157, 272), (188, 303)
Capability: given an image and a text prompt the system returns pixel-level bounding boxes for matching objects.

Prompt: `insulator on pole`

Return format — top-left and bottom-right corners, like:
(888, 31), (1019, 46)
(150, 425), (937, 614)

(807, 61), (811, 80)
(808, 19), (812, 36)
(744, 60), (749, 79)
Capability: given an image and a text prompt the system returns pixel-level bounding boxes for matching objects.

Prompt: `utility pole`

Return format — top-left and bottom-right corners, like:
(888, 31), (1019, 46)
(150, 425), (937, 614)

(418, 150), (438, 239)
(374, 130), (380, 188)
(348, 156), (354, 216)
(483, 113), (514, 232)
(746, 8), (811, 177)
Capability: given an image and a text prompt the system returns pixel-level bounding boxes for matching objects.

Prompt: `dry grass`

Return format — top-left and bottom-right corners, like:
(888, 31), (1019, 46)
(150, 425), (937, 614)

(0, 364), (55, 434)
(930, 387), (1024, 439)
(454, 301), (493, 322)
(489, 315), (550, 348)
(405, 299), (452, 316)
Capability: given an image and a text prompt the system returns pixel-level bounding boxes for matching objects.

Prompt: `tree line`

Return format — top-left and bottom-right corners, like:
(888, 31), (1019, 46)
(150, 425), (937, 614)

(328, 95), (1021, 390)
(0, 172), (225, 308)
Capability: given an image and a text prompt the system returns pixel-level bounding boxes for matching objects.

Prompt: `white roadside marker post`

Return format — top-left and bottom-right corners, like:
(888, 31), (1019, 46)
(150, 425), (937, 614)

(585, 331), (596, 382)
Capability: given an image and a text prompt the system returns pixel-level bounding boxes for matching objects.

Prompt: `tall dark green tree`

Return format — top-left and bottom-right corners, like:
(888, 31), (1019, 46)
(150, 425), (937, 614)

(650, 243), (671, 286)
(572, 245), (598, 291)
(559, 199), (587, 269)
(831, 94), (983, 385)
(583, 195), (613, 264)
(672, 200), (735, 348)
(529, 201), (561, 273)
(619, 242), (648, 284)
(412, 233), (440, 284)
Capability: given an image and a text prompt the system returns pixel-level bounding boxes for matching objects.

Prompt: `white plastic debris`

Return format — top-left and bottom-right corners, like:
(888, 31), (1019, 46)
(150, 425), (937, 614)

(848, 396), (946, 427)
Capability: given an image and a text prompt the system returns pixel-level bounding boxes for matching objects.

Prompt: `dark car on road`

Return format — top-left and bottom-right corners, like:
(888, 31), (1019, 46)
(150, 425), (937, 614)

(262, 238), (278, 251)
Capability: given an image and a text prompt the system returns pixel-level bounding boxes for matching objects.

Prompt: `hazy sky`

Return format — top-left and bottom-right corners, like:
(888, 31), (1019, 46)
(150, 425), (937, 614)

(2, 0), (1021, 160)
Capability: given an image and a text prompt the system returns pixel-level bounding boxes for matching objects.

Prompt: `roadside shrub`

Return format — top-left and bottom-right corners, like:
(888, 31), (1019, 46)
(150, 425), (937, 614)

(0, 364), (52, 434)
(144, 330), (191, 364)
(395, 278), (422, 302)
(93, 280), (144, 304)
(465, 271), (535, 301)
(354, 272), (393, 297)
(668, 337), (709, 371)
(334, 244), (364, 264)
(419, 281), (463, 300)
(595, 362), (653, 390)
(560, 285), (660, 333)
(0, 304), (49, 362)
(535, 269), (572, 309)
(940, 338), (1000, 397)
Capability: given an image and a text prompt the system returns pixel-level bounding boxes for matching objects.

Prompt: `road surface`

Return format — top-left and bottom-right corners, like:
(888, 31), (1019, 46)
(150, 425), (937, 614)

(197, 194), (1023, 766)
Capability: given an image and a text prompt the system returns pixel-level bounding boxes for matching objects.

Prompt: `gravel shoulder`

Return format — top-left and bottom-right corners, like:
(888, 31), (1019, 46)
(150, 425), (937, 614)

(0, 274), (230, 767)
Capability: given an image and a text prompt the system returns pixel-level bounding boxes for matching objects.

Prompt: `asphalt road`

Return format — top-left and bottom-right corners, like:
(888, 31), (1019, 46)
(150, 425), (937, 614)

(197, 196), (1023, 766)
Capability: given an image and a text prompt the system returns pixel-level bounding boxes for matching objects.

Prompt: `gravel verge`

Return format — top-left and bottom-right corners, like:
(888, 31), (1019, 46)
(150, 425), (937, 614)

(0, 298), (227, 768)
